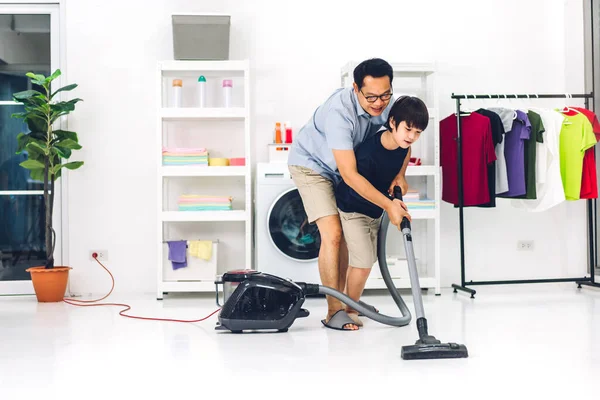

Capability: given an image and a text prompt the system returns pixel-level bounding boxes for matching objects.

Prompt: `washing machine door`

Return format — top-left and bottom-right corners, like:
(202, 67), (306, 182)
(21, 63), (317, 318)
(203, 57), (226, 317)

(268, 187), (321, 262)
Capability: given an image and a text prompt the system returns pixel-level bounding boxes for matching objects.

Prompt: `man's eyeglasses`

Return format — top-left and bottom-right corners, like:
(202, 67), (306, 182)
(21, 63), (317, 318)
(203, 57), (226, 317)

(360, 90), (393, 103)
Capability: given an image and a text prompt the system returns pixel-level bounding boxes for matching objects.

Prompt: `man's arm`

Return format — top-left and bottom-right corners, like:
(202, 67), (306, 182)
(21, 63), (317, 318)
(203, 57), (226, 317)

(333, 149), (410, 227)
(333, 149), (393, 211)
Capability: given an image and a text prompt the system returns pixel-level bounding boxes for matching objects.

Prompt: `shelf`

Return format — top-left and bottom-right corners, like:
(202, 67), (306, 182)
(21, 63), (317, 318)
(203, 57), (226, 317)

(405, 165), (438, 176)
(162, 210), (248, 222)
(159, 60), (249, 73)
(408, 209), (436, 219)
(161, 107), (247, 120)
(160, 281), (220, 292)
(161, 166), (247, 177)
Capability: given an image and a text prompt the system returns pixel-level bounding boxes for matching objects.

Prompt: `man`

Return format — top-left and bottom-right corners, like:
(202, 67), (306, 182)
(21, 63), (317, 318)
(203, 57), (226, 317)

(288, 58), (410, 331)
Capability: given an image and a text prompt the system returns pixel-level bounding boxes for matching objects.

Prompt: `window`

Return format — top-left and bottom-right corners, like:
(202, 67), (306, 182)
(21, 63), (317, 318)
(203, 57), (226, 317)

(0, 4), (61, 294)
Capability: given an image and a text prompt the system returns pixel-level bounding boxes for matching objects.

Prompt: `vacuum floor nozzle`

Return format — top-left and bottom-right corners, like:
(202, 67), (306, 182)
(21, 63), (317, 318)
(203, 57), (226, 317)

(401, 342), (469, 360)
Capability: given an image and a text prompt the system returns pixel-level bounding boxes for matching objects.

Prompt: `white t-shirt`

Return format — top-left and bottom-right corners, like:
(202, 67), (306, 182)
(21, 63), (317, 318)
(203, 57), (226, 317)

(512, 108), (566, 211)
(487, 107), (514, 194)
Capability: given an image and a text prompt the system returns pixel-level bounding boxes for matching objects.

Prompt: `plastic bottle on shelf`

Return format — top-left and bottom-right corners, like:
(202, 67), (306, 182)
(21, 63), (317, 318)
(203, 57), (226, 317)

(284, 121), (293, 143)
(198, 75), (207, 107)
(172, 79), (182, 107)
(222, 79), (233, 107)
(275, 122), (282, 143)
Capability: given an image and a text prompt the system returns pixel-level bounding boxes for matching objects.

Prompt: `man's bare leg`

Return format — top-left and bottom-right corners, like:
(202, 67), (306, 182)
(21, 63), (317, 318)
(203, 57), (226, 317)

(338, 236), (349, 295)
(345, 266), (372, 320)
(315, 215), (358, 330)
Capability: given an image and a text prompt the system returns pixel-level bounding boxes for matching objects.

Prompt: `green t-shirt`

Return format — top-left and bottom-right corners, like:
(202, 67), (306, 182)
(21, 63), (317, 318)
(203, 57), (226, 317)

(559, 112), (597, 200)
(515, 111), (545, 199)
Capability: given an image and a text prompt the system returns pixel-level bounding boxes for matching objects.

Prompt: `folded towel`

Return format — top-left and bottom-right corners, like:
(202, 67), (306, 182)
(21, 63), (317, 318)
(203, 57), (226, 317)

(178, 198), (232, 203)
(167, 240), (187, 270)
(188, 240), (213, 261)
(163, 147), (207, 153)
(178, 206), (232, 211)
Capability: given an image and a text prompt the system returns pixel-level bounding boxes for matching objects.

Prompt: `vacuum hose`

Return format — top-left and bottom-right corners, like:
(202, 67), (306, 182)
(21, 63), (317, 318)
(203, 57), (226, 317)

(317, 186), (412, 327)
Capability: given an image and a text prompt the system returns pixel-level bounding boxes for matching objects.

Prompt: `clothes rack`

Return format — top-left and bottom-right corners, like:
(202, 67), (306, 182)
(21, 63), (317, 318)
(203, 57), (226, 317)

(450, 93), (600, 298)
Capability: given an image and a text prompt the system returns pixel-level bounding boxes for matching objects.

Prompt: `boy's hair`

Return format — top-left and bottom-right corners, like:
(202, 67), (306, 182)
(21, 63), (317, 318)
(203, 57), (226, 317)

(385, 96), (429, 131)
(353, 58), (393, 89)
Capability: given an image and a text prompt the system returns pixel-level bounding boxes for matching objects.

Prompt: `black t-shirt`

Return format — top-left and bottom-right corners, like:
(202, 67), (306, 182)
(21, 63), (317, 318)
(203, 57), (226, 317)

(335, 131), (409, 219)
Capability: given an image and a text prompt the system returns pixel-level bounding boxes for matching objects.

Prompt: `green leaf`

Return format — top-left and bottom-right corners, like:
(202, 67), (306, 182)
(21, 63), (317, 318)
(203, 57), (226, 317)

(54, 130), (78, 142)
(63, 161), (83, 170)
(51, 84), (77, 99)
(55, 139), (82, 150)
(48, 69), (61, 82)
(55, 146), (72, 159)
(51, 98), (82, 113)
(26, 72), (46, 82)
(28, 168), (45, 183)
(20, 159), (45, 170)
(11, 112), (27, 120)
(26, 141), (49, 157)
(13, 90), (44, 101)
(16, 133), (30, 154)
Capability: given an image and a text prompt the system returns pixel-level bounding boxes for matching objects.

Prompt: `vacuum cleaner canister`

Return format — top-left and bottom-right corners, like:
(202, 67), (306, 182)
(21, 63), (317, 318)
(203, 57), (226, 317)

(214, 271), (310, 333)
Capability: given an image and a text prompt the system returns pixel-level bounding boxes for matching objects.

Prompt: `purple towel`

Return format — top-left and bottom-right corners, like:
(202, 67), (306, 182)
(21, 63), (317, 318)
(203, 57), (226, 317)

(167, 240), (187, 270)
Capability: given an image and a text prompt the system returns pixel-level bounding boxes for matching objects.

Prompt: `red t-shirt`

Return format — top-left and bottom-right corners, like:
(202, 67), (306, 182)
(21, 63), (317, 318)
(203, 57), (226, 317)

(440, 113), (497, 206)
(572, 107), (600, 199)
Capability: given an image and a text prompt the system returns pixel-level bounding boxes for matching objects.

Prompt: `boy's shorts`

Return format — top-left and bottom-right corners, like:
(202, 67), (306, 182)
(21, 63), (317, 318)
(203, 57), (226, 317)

(288, 165), (339, 224)
(338, 209), (382, 269)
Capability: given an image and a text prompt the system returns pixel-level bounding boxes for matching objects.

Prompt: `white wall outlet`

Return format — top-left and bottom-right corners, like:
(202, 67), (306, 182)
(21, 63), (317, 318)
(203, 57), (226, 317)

(90, 250), (108, 261)
(517, 240), (534, 251)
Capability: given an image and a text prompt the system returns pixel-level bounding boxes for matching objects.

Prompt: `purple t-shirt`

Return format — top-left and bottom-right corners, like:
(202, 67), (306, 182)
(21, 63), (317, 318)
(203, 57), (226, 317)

(498, 110), (531, 197)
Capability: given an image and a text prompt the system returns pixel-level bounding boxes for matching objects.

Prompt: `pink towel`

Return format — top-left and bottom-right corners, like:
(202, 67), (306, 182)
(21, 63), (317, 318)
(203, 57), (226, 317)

(163, 147), (206, 153)
(178, 198), (232, 203)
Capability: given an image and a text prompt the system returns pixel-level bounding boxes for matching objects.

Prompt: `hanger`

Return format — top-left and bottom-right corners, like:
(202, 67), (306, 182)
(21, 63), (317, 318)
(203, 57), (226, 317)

(456, 94), (472, 116)
(556, 94), (580, 125)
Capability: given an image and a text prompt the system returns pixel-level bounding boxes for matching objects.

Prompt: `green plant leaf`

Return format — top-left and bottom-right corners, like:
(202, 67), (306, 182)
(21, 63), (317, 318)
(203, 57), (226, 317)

(63, 161), (83, 170)
(54, 130), (78, 142)
(51, 84), (77, 99)
(48, 69), (61, 82)
(26, 72), (46, 81)
(26, 141), (49, 157)
(55, 139), (82, 150)
(13, 90), (44, 101)
(11, 112), (27, 120)
(28, 168), (45, 183)
(20, 159), (45, 170)
(55, 146), (72, 159)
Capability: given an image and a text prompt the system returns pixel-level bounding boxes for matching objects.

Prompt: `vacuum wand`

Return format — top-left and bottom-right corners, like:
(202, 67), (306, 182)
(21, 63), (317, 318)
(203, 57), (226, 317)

(393, 186), (469, 360)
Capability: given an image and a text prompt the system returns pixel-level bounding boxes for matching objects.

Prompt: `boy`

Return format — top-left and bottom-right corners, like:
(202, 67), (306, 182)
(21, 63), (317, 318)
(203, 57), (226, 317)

(335, 96), (429, 327)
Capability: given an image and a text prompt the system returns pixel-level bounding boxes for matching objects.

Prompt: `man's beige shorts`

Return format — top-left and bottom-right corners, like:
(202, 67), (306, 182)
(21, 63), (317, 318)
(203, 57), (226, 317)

(288, 165), (339, 224)
(338, 209), (382, 269)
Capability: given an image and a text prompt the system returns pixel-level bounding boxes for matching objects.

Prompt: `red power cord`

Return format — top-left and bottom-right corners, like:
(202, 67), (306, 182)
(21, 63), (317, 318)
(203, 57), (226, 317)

(63, 254), (221, 323)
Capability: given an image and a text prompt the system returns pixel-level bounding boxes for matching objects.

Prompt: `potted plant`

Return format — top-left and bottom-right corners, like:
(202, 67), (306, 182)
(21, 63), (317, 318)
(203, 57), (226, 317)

(11, 69), (83, 302)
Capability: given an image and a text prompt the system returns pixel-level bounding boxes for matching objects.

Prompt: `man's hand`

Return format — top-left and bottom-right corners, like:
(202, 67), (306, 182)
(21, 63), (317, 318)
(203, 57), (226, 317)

(386, 199), (411, 230)
(388, 176), (408, 197)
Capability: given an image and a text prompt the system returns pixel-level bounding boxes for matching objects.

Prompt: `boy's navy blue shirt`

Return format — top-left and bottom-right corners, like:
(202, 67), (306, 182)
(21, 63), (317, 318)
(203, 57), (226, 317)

(335, 130), (409, 219)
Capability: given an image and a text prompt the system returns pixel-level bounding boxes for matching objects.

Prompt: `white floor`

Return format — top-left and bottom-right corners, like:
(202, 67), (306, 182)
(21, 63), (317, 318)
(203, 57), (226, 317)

(1, 283), (599, 399)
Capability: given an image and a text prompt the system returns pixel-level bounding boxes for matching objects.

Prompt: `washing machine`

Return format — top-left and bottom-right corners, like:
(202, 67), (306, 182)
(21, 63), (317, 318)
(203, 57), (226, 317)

(255, 162), (321, 283)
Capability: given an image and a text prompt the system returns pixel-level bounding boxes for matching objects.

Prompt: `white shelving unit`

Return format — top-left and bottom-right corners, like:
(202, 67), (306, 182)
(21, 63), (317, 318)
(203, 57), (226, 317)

(156, 60), (251, 299)
(340, 61), (441, 295)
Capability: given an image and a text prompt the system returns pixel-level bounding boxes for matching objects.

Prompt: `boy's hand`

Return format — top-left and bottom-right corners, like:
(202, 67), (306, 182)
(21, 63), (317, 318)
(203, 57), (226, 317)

(389, 176), (408, 196)
(387, 199), (411, 230)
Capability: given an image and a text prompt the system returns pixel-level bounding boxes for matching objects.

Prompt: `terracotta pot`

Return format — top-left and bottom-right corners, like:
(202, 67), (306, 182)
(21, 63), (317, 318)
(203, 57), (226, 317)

(26, 266), (72, 302)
